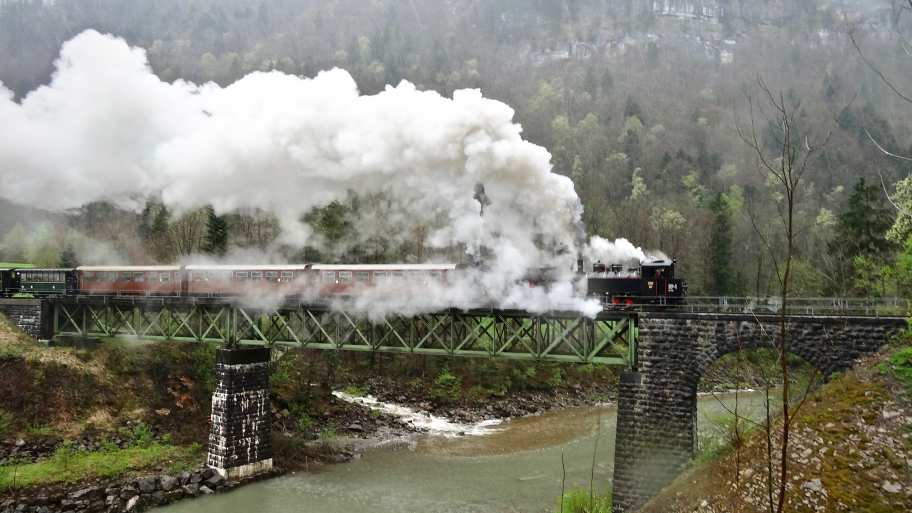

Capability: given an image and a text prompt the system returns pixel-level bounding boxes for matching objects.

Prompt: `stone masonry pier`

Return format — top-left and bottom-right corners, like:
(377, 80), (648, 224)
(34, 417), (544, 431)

(612, 313), (907, 512)
(206, 347), (273, 479)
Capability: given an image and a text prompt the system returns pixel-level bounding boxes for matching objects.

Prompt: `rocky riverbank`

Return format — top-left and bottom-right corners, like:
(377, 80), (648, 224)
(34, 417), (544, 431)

(361, 374), (616, 424)
(0, 465), (282, 513)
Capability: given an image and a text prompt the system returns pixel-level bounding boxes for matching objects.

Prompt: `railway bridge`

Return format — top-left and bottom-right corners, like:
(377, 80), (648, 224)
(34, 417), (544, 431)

(0, 296), (907, 512)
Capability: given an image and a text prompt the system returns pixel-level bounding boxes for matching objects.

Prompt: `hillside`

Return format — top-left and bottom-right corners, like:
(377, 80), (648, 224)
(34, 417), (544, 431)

(640, 341), (912, 513)
(2, 1), (912, 299)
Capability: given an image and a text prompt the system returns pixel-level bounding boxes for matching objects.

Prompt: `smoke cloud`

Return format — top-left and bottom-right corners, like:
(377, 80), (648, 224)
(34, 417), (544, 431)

(585, 236), (667, 266)
(0, 30), (613, 316)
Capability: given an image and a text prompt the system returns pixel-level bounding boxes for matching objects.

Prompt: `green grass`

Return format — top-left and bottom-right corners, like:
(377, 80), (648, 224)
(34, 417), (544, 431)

(0, 442), (201, 490)
(881, 345), (912, 391)
(342, 384), (366, 397)
(0, 263), (33, 268)
(556, 489), (612, 513)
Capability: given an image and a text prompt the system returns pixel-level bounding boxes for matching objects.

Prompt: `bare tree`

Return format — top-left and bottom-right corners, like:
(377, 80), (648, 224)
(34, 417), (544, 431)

(738, 77), (831, 513)
(169, 208), (209, 257)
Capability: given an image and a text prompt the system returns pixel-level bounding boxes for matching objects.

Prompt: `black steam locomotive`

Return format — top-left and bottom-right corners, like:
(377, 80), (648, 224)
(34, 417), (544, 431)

(586, 259), (687, 306)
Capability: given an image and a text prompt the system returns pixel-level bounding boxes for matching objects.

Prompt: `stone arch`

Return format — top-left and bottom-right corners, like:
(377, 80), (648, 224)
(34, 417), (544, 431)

(612, 314), (905, 513)
(692, 320), (829, 389)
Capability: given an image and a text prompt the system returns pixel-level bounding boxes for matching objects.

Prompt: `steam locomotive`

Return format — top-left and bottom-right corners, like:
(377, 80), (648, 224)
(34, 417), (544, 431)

(584, 258), (687, 306)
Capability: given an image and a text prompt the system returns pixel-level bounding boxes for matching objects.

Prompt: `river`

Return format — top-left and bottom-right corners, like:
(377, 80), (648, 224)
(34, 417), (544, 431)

(156, 391), (767, 513)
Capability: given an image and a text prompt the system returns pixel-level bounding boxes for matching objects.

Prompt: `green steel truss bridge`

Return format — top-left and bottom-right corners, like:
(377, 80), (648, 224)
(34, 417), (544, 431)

(47, 296), (638, 367)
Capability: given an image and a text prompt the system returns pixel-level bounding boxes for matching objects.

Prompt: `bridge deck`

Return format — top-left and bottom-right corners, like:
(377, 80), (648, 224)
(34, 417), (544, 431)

(47, 297), (637, 366)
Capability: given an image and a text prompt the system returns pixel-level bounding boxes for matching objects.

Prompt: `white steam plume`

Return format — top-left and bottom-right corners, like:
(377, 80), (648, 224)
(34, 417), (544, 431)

(0, 31), (604, 315)
(585, 236), (667, 266)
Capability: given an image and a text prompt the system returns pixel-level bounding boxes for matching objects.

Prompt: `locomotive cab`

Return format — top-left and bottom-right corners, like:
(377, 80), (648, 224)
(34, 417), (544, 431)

(586, 258), (687, 306)
(639, 259), (686, 304)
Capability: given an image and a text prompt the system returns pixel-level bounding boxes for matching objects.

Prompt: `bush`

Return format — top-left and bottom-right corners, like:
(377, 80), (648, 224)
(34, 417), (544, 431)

(319, 424), (337, 442)
(557, 489), (612, 513)
(431, 368), (462, 404)
(130, 423), (155, 448)
(884, 346), (912, 390)
(289, 401), (314, 433)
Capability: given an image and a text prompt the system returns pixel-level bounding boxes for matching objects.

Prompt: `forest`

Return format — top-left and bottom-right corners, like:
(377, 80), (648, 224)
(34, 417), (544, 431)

(1, 0), (912, 297)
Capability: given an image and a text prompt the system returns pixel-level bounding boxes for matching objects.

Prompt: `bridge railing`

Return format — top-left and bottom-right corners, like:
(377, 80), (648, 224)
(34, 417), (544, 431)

(669, 296), (910, 316)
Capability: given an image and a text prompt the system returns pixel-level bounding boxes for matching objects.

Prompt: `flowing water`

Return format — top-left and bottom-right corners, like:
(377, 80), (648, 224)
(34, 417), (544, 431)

(156, 392), (767, 513)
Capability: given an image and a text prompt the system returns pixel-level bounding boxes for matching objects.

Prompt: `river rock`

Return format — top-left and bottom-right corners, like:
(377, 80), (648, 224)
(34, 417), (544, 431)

(205, 474), (225, 488)
(347, 423), (363, 432)
(137, 477), (157, 493)
(125, 496), (139, 511)
(199, 485), (214, 495)
(160, 475), (178, 491)
(120, 486), (138, 499)
(189, 472), (203, 484)
(69, 486), (100, 500)
(182, 484), (200, 496)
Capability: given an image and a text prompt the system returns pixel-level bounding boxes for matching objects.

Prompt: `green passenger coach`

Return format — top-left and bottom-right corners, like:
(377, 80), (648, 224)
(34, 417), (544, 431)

(14, 268), (76, 296)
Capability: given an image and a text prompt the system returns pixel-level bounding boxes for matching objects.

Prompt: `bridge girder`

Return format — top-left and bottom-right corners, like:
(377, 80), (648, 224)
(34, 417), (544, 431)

(48, 297), (638, 366)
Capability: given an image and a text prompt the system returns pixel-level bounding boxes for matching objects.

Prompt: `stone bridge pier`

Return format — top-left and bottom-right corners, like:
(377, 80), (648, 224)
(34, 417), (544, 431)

(611, 313), (907, 512)
(207, 347), (273, 479)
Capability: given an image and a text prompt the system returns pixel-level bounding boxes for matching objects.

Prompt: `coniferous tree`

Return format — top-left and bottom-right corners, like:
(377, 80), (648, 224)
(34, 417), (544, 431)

(829, 177), (897, 294)
(59, 244), (78, 268)
(203, 206), (229, 257)
(708, 192), (734, 295)
(832, 177), (896, 259)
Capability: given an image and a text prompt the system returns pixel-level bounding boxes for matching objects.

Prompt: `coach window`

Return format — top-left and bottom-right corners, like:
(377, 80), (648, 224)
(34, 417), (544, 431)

(84, 272), (95, 282)
(251, 272), (263, 281)
(160, 273), (170, 283)
(266, 271), (278, 281)
(339, 271), (352, 284)
(355, 271), (369, 283)
(174, 272), (183, 282)
(392, 271), (404, 280)
(373, 271), (387, 282)
(322, 271), (336, 283)
(236, 272), (249, 281)
(119, 272), (131, 282)
(133, 272), (144, 282)
(281, 271), (293, 281)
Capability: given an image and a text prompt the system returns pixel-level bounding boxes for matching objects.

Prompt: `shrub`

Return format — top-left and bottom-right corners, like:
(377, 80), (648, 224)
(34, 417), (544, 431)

(319, 424), (337, 442)
(289, 401), (314, 433)
(129, 423), (155, 448)
(431, 368), (462, 404)
(884, 346), (912, 390)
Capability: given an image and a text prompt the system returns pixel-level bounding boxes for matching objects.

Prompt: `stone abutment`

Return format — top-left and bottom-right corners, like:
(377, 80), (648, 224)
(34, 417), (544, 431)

(0, 298), (50, 339)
